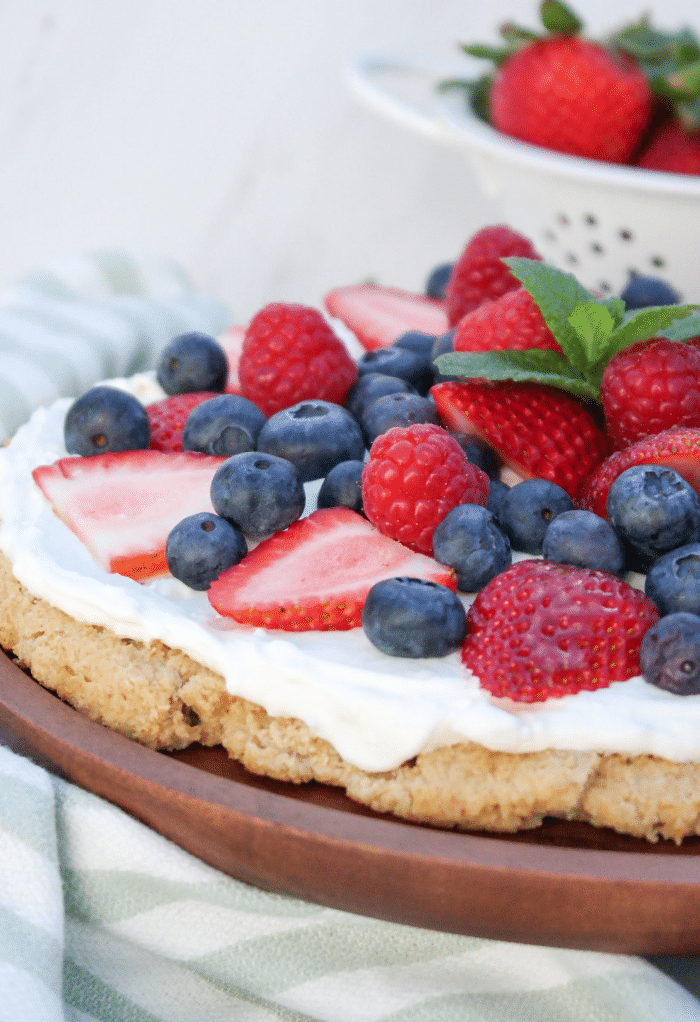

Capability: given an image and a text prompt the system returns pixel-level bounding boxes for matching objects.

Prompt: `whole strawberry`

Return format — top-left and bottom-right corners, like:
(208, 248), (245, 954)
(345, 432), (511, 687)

(462, 559), (659, 702)
(238, 302), (357, 417)
(452, 286), (563, 355)
(362, 423), (489, 554)
(601, 336), (700, 450)
(636, 119), (700, 176)
(445, 225), (541, 327)
(453, 1), (652, 164)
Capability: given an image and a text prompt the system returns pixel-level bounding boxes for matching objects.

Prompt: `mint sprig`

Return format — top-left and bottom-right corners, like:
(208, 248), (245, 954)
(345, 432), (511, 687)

(433, 259), (699, 403)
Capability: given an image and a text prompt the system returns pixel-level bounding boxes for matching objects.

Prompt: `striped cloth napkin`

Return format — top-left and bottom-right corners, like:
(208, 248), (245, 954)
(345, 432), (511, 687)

(2, 742), (700, 1022)
(2, 248), (700, 1019)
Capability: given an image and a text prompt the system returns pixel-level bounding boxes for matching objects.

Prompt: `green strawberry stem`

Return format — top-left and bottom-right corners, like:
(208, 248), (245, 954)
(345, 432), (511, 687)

(434, 258), (700, 404)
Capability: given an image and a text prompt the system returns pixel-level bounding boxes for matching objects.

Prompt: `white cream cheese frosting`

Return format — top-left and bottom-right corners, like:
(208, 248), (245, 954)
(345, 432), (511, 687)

(2, 372), (700, 773)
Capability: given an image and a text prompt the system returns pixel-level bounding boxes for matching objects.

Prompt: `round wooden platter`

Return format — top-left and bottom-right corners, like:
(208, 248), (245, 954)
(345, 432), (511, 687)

(2, 648), (700, 955)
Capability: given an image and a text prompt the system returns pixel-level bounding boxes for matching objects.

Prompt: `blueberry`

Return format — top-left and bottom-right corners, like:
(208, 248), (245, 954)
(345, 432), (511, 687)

(210, 452), (305, 537)
(64, 385), (150, 456)
(431, 328), (458, 384)
(449, 433), (498, 479)
(620, 274), (681, 310)
(317, 459), (365, 515)
(256, 400), (364, 482)
(425, 262), (453, 300)
(362, 392), (440, 446)
(645, 543), (700, 616)
(606, 465), (700, 560)
(487, 479), (510, 521)
(345, 372), (417, 421)
(542, 509), (626, 574)
(156, 332), (228, 395)
(498, 478), (574, 554)
(362, 577), (466, 658)
(640, 612), (700, 695)
(432, 504), (511, 592)
(393, 330), (437, 360)
(182, 394), (266, 456)
(357, 346), (433, 395)
(165, 512), (247, 591)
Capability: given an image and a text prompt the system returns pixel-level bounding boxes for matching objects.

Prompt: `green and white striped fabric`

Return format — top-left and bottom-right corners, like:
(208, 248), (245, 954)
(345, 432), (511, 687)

(1, 743), (699, 1022)
(0, 248), (231, 443)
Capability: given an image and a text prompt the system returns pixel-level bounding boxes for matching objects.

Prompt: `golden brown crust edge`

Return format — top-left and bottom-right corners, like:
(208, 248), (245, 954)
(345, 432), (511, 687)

(2, 550), (700, 843)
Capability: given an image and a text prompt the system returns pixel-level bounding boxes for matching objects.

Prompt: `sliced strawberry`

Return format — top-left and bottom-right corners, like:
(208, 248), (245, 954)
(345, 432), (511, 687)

(33, 450), (224, 581)
(324, 284), (448, 351)
(217, 324), (246, 394)
(207, 506), (457, 630)
(577, 428), (700, 519)
(462, 559), (659, 702)
(147, 391), (219, 452)
(431, 379), (610, 499)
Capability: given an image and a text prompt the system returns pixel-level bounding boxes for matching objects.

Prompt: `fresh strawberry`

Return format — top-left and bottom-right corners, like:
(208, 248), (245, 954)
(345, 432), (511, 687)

(601, 337), (700, 450)
(238, 302), (357, 417)
(361, 423), (489, 555)
(577, 428), (700, 519)
(324, 284), (448, 350)
(217, 324), (246, 394)
(445, 226), (541, 327)
(207, 506), (457, 630)
(462, 558), (659, 702)
(431, 379), (610, 499)
(452, 287), (563, 355)
(32, 450), (223, 581)
(147, 391), (219, 452)
(636, 119), (700, 176)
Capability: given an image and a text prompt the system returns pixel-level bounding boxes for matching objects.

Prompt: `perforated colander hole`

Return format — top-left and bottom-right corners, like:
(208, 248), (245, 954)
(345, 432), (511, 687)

(565, 252), (578, 264)
(619, 228), (634, 241)
(543, 229), (556, 242)
(650, 255), (666, 268)
(598, 281), (612, 293)
(584, 213), (598, 226)
(556, 213), (570, 226)
(591, 242), (604, 255)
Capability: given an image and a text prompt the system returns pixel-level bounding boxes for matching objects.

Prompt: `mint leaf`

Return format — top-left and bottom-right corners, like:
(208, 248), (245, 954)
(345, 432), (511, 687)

(502, 258), (598, 374)
(658, 310), (700, 341)
(567, 303), (616, 365)
(434, 348), (598, 402)
(606, 304), (698, 358)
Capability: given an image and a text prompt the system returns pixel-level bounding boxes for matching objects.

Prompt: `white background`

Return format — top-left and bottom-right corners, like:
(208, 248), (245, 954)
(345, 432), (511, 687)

(0, 0), (696, 320)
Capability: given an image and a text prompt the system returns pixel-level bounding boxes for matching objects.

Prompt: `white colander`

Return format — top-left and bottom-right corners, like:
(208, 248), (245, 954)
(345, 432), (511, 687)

(349, 54), (700, 304)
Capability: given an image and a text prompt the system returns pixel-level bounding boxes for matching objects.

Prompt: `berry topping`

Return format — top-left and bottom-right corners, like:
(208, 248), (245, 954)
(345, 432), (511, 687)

(33, 450), (223, 580)
(156, 332), (228, 395)
(606, 465), (700, 561)
(645, 544), (700, 617)
(256, 399), (364, 483)
(324, 284), (448, 351)
(432, 504), (511, 592)
(316, 459), (365, 516)
(601, 337), (700, 450)
(446, 225), (541, 327)
(238, 302), (357, 417)
(182, 394), (266, 457)
(620, 274), (681, 311)
(498, 478), (574, 554)
(165, 512), (248, 591)
(357, 345), (433, 395)
(207, 506), (457, 631)
(210, 451), (305, 538)
(361, 392), (440, 447)
(362, 577), (466, 658)
(452, 287), (563, 356)
(147, 392), (220, 453)
(362, 423), (489, 555)
(636, 119), (700, 176)
(541, 509), (625, 575)
(64, 385), (150, 457)
(425, 262), (453, 301)
(345, 373), (417, 423)
(640, 612), (700, 695)
(577, 428), (700, 519)
(462, 559), (660, 702)
(431, 379), (610, 499)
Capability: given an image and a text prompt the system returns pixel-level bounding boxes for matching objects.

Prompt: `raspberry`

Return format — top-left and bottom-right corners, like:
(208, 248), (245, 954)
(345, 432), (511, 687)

(446, 225), (541, 327)
(601, 337), (700, 450)
(238, 303), (357, 417)
(147, 392), (219, 452)
(362, 423), (489, 554)
(462, 559), (660, 702)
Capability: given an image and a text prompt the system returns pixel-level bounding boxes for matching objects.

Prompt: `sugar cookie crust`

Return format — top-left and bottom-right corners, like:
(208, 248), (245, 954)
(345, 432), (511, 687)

(2, 550), (699, 843)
